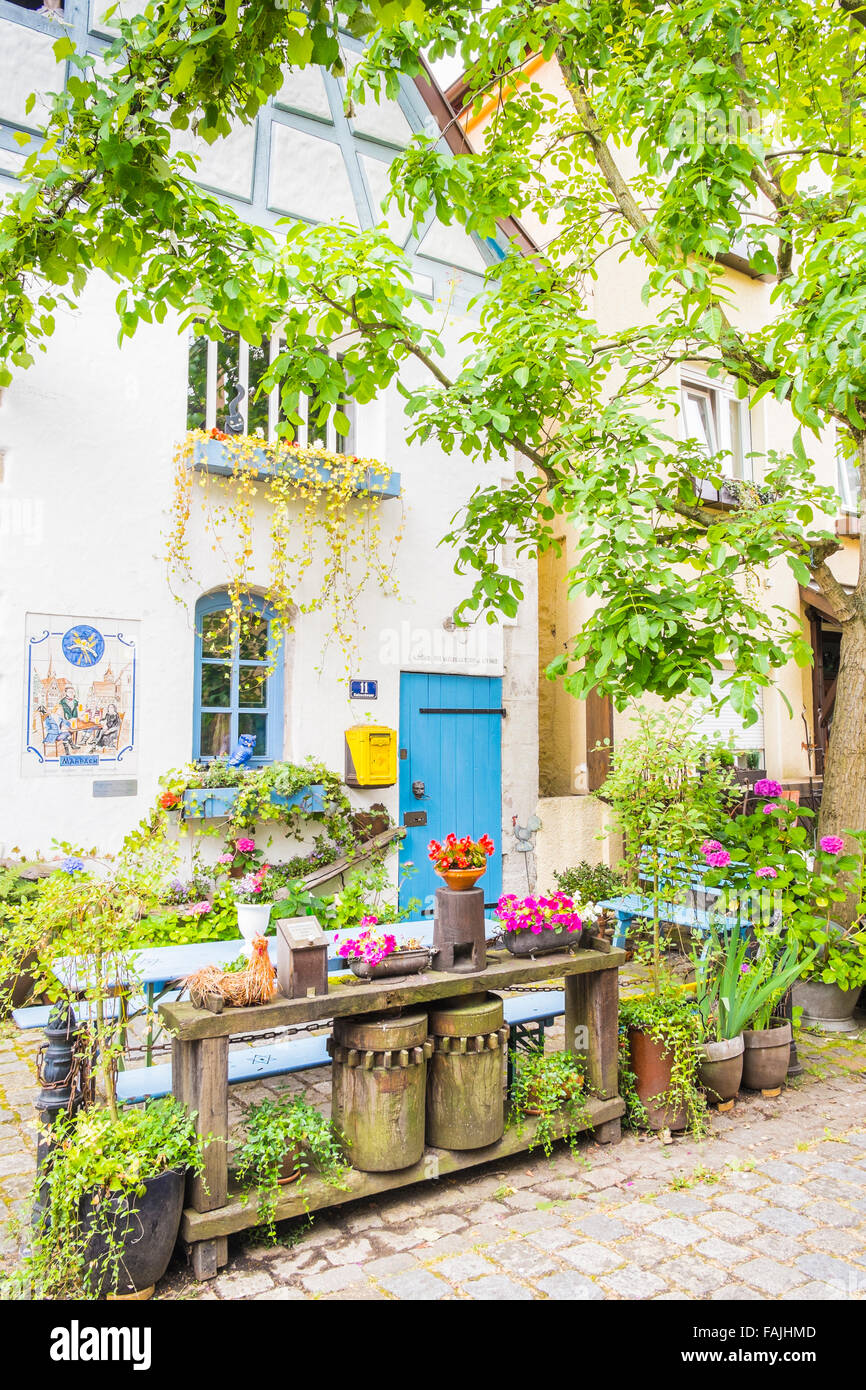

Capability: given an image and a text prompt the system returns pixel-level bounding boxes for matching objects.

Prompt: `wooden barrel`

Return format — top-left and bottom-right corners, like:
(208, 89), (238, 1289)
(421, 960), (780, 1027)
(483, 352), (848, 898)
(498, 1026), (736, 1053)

(426, 994), (509, 1150)
(329, 1012), (432, 1172)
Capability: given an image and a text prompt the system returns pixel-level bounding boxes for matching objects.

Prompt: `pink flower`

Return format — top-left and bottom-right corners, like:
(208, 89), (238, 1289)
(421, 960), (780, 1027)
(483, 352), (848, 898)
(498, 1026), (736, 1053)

(217, 853), (233, 865)
(236, 837), (256, 853)
(820, 835), (845, 855)
(762, 803), (777, 815)
(754, 779), (783, 798)
(705, 850), (731, 869)
(701, 840), (722, 855)
(755, 866), (777, 879)
(185, 900), (211, 916)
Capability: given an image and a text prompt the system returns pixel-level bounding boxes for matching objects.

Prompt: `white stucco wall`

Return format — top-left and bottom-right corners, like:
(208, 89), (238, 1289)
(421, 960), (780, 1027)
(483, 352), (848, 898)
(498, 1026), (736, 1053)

(0, 262), (537, 881)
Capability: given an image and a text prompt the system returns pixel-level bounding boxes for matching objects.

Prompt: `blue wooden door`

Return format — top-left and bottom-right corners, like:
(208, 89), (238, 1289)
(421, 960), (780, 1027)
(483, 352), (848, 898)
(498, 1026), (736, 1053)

(399, 673), (503, 916)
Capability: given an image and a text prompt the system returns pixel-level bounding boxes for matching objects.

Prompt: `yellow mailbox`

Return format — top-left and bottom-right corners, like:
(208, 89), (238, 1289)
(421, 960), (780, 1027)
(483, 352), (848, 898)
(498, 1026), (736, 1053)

(345, 725), (397, 787)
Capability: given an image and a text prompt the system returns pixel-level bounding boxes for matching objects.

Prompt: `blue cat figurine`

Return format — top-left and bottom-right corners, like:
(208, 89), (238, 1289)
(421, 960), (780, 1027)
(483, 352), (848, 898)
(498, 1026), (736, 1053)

(227, 733), (257, 768)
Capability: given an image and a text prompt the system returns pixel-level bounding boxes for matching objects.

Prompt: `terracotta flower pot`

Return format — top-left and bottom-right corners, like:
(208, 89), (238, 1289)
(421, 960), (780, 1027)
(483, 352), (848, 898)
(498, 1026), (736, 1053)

(627, 1026), (690, 1132)
(742, 1019), (792, 1091)
(437, 867), (485, 892)
(277, 1147), (302, 1186)
(698, 1035), (744, 1103)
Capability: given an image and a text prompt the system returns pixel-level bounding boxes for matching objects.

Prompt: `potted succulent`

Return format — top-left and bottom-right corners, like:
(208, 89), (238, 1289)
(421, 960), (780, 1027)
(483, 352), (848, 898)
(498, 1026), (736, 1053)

(336, 918), (432, 979)
(495, 891), (584, 956)
(235, 1095), (348, 1242)
(509, 1051), (589, 1157)
(428, 833), (495, 891)
(0, 844), (205, 1298)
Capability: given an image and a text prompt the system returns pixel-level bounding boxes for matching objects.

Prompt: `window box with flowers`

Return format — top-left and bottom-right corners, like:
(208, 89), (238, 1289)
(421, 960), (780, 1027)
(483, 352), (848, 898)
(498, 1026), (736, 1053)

(193, 434), (402, 499)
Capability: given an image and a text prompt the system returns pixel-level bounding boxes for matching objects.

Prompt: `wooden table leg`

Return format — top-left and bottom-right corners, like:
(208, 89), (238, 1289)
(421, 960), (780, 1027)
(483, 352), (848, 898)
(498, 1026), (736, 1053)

(172, 1034), (229, 1279)
(565, 965), (621, 1142)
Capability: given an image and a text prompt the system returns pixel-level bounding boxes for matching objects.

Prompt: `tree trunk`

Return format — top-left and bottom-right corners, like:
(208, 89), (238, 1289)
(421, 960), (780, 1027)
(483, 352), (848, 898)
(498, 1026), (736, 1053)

(817, 617), (866, 921)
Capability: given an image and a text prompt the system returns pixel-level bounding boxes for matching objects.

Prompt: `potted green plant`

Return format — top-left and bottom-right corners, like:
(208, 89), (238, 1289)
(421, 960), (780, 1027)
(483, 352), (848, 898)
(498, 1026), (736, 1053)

(0, 844), (205, 1299)
(598, 707), (735, 1135)
(692, 923), (813, 1102)
(427, 833), (495, 891)
(509, 1051), (589, 1157)
(494, 891), (584, 956)
(235, 1095), (348, 1242)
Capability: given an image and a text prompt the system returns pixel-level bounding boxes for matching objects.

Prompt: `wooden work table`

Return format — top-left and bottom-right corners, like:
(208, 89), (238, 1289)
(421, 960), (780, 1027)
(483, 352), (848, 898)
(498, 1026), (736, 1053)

(159, 941), (626, 1279)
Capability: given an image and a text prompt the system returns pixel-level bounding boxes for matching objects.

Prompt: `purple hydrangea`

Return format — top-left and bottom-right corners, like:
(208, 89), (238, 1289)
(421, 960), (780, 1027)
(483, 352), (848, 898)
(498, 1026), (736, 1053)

(755, 866), (777, 879)
(753, 778), (783, 799)
(60, 856), (85, 875)
(820, 835), (845, 855)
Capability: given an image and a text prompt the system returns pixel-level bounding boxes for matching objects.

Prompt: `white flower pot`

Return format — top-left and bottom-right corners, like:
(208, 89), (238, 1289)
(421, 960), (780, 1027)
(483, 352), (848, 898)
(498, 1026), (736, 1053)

(236, 902), (273, 952)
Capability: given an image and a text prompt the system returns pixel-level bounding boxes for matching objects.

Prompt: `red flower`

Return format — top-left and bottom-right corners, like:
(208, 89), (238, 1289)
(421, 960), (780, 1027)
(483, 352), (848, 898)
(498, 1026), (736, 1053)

(159, 792), (179, 810)
(209, 427), (229, 441)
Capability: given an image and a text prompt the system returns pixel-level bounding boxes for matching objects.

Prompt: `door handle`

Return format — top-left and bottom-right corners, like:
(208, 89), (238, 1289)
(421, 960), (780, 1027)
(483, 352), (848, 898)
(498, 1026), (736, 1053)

(412, 780), (426, 799)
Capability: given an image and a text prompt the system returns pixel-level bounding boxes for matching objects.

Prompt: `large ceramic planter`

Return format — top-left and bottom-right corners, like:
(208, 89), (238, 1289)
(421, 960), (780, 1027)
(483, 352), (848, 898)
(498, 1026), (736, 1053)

(698, 1035), (744, 1103)
(237, 902), (272, 951)
(437, 867), (485, 893)
(742, 1019), (792, 1091)
(627, 1027), (690, 1132)
(502, 925), (583, 957)
(81, 1168), (185, 1299)
(347, 947), (432, 979)
(793, 978), (861, 1034)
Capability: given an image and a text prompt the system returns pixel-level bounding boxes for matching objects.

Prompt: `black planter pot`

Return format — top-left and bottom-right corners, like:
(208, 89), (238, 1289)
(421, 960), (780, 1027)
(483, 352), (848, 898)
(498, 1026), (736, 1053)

(81, 1167), (185, 1298)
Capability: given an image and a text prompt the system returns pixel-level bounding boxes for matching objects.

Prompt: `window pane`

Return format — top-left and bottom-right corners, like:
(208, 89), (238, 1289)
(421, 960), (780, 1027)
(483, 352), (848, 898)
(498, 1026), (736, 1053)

(201, 663), (231, 708)
(216, 331), (241, 431)
(683, 389), (715, 453)
(187, 331), (208, 431)
(238, 712), (267, 754)
(247, 337), (270, 439)
(201, 712), (231, 758)
(201, 610), (232, 657)
(728, 399), (744, 479)
(336, 398), (355, 455)
(238, 666), (267, 707)
(238, 614), (268, 660)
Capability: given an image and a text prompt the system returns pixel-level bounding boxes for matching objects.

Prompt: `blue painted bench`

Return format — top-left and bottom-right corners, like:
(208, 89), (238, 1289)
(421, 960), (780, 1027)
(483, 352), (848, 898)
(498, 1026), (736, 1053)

(11, 991), (182, 1031)
(596, 893), (748, 950)
(115, 989), (566, 1103)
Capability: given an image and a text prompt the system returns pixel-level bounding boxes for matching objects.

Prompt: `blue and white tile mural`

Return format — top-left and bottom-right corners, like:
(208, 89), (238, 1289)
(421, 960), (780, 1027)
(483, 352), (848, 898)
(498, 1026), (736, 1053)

(24, 615), (138, 774)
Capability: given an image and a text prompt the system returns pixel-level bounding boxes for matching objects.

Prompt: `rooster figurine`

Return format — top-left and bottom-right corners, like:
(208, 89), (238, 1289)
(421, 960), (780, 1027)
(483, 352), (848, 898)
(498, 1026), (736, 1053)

(227, 733), (257, 768)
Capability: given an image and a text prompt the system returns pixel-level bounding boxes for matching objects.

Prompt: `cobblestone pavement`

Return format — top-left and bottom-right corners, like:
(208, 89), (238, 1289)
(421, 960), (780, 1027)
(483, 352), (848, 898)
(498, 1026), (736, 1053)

(2, 1015), (864, 1301)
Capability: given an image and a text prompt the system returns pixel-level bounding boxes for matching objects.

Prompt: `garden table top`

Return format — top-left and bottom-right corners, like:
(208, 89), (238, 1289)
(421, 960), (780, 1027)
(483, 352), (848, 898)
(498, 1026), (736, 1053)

(158, 941), (626, 1041)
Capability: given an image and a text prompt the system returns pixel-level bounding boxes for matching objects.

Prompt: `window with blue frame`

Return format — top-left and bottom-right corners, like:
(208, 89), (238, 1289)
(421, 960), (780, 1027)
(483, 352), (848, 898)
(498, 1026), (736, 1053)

(193, 594), (283, 763)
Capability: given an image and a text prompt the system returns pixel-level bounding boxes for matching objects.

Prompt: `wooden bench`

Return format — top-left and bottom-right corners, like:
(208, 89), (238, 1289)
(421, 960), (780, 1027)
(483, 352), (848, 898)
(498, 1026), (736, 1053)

(115, 989), (566, 1103)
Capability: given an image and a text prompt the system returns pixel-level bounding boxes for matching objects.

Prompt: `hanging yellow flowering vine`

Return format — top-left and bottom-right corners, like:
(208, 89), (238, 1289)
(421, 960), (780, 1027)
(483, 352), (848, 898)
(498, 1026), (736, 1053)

(165, 429), (404, 674)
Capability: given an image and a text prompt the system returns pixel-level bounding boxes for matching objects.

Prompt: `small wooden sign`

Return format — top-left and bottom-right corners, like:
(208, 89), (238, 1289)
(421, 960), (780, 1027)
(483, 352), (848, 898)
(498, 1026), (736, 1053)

(276, 916), (329, 999)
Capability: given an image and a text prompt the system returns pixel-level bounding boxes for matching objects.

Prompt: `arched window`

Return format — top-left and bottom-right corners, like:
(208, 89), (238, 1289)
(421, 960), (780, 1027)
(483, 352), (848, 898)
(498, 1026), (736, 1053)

(193, 594), (283, 764)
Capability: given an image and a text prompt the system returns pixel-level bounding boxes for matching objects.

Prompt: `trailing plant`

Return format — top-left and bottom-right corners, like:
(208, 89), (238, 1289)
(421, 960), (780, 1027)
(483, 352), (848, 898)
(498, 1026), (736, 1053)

(235, 1095), (348, 1243)
(618, 985), (707, 1140)
(4, 1098), (203, 1300)
(509, 1050), (591, 1159)
(166, 430), (403, 676)
(553, 862), (625, 902)
(160, 757), (357, 844)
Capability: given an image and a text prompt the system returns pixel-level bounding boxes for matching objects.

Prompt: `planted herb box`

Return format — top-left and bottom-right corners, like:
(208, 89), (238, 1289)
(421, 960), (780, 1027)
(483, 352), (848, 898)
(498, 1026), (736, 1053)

(182, 784), (327, 820)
